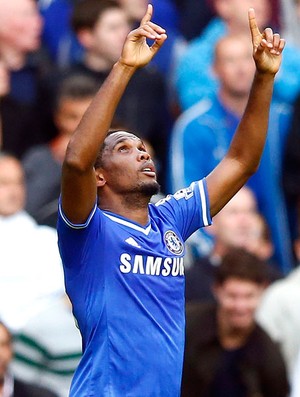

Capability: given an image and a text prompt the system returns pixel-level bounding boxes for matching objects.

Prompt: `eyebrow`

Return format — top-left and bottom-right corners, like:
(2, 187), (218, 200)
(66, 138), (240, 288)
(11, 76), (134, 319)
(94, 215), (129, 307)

(112, 137), (142, 149)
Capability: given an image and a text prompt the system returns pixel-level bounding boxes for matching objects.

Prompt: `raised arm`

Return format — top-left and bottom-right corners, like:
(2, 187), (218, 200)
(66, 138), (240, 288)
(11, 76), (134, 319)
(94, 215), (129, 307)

(206, 8), (285, 217)
(60, 4), (167, 223)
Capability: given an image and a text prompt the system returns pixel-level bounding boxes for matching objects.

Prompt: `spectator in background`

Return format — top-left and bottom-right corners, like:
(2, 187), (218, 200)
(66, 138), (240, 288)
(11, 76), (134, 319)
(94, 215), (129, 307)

(174, 0), (300, 112)
(0, 153), (64, 332)
(282, 92), (300, 254)
(0, 0), (51, 107)
(0, 60), (42, 159)
(11, 295), (82, 397)
(256, 237), (300, 380)
(185, 187), (280, 303)
(0, 321), (59, 397)
(23, 74), (98, 228)
(181, 248), (290, 397)
(169, 32), (294, 275)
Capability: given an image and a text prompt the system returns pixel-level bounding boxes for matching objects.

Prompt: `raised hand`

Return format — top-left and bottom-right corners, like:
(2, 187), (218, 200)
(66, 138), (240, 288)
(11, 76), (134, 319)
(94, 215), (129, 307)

(119, 4), (167, 69)
(248, 8), (285, 75)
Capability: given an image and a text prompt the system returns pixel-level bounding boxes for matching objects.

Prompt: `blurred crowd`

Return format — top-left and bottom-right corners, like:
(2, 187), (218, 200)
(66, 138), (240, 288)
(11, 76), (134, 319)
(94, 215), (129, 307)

(0, 0), (300, 396)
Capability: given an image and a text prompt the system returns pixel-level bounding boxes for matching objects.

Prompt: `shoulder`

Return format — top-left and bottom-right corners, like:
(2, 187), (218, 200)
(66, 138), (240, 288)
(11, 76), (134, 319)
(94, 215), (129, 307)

(58, 202), (100, 233)
(250, 323), (287, 359)
(22, 145), (51, 164)
(250, 324), (289, 382)
(154, 180), (205, 207)
(172, 98), (215, 134)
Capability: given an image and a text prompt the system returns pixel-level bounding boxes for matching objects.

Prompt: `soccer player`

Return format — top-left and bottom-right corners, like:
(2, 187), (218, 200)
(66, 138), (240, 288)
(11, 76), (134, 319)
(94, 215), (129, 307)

(57, 4), (285, 396)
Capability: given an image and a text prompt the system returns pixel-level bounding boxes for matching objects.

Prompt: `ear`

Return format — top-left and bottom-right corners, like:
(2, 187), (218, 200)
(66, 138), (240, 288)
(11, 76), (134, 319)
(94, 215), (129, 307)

(95, 170), (106, 187)
(211, 282), (221, 301)
(258, 241), (274, 262)
(76, 28), (94, 49)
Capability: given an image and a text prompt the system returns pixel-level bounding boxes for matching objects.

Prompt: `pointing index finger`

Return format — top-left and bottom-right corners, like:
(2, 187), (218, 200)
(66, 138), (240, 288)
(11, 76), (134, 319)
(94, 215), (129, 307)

(140, 4), (153, 25)
(248, 8), (261, 42)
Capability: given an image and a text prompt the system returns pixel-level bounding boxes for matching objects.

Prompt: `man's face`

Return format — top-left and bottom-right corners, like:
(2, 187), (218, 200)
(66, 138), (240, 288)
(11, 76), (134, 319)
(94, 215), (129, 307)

(0, 324), (12, 381)
(216, 0), (270, 31)
(214, 277), (264, 330)
(0, 157), (25, 217)
(0, 0), (43, 53)
(212, 188), (258, 249)
(98, 131), (159, 197)
(54, 96), (93, 137)
(88, 8), (130, 65)
(232, 0), (270, 28)
(214, 35), (255, 98)
(117, 0), (148, 22)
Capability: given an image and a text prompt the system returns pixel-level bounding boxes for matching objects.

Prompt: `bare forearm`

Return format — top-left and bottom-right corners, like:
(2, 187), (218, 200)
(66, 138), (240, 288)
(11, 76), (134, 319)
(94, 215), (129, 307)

(228, 71), (275, 173)
(64, 4), (167, 173)
(207, 71), (276, 217)
(60, 4), (167, 223)
(206, 9), (284, 218)
(65, 62), (136, 170)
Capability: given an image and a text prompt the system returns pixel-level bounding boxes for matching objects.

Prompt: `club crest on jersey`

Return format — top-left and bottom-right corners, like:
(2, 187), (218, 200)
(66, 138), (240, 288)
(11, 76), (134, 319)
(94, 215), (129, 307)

(164, 230), (184, 255)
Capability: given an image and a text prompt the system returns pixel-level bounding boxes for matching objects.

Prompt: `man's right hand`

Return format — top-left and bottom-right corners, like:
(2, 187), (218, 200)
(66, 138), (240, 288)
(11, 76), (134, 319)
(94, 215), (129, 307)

(119, 4), (167, 69)
(248, 7), (285, 75)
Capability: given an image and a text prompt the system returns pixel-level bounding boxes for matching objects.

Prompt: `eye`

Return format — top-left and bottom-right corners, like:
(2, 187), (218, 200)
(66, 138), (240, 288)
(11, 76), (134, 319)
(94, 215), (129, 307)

(118, 145), (129, 153)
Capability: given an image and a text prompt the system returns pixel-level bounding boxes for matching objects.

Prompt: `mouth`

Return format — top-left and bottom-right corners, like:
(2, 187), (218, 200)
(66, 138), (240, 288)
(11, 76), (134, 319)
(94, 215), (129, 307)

(140, 162), (156, 177)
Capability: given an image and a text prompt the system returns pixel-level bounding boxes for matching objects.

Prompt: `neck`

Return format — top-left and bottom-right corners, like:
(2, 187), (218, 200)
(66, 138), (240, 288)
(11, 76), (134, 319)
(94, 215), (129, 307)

(227, 21), (250, 36)
(99, 192), (151, 225)
(84, 53), (114, 73)
(219, 89), (249, 117)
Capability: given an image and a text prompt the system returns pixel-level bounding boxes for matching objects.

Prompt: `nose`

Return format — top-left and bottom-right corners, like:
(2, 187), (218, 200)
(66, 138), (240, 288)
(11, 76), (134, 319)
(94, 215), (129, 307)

(137, 150), (151, 161)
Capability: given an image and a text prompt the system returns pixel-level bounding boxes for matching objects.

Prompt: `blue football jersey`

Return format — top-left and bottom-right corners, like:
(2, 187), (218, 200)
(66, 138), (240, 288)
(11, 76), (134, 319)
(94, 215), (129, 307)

(57, 179), (211, 397)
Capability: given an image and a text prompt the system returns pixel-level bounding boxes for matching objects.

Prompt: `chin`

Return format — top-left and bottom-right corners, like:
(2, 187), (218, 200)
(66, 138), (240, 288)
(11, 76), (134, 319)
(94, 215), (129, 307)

(231, 318), (253, 330)
(139, 180), (160, 197)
